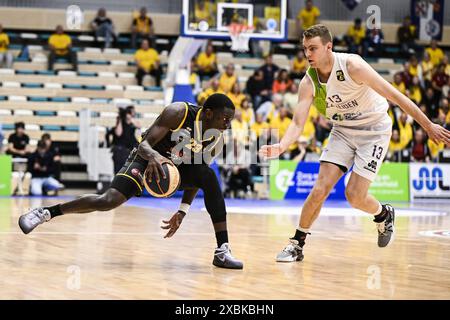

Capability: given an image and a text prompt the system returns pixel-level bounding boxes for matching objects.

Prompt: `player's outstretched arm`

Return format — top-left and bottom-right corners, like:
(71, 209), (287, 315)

(137, 102), (187, 181)
(259, 76), (314, 159)
(347, 55), (450, 147)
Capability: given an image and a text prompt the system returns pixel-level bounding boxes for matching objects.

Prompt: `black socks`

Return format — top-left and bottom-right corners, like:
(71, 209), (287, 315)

(215, 230), (229, 248)
(373, 205), (387, 223)
(45, 205), (63, 219)
(292, 229), (309, 247)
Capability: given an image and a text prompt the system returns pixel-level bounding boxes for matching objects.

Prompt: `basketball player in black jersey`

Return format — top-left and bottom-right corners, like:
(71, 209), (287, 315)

(18, 93), (243, 269)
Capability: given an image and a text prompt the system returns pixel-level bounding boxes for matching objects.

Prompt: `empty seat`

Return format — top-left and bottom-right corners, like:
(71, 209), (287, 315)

(16, 70), (34, 75)
(37, 70), (55, 76)
(78, 35), (95, 42)
(8, 96), (27, 102)
(35, 110), (56, 116)
(42, 125), (62, 131)
(84, 85), (104, 90)
(78, 71), (97, 77)
(58, 70), (77, 76)
(51, 97), (70, 102)
(100, 112), (118, 118)
(25, 124), (40, 131)
(23, 83), (42, 88)
(29, 96), (48, 102)
(113, 98), (132, 105)
(118, 72), (135, 78)
(63, 84), (83, 89)
(143, 113), (159, 119)
(44, 83), (63, 89)
(0, 69), (14, 75)
(111, 60), (127, 66)
(98, 71), (116, 78)
(28, 45), (44, 51)
(106, 84), (123, 91)
(0, 109), (12, 115)
(91, 98), (109, 104)
(58, 110), (77, 117)
(20, 33), (38, 39)
(2, 81), (20, 88)
(125, 85), (143, 91)
(104, 48), (121, 54)
(64, 126), (79, 131)
(156, 39), (170, 45)
(91, 60), (109, 65)
(72, 97), (91, 103)
(15, 109), (33, 116)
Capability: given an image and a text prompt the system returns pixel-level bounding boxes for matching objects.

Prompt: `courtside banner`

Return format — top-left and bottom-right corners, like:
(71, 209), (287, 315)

(411, 0), (444, 41)
(0, 155), (12, 196)
(368, 163), (409, 202)
(410, 163), (450, 201)
(269, 161), (346, 200)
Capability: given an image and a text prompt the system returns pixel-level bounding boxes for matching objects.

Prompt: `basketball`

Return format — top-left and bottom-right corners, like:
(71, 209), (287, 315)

(143, 162), (180, 198)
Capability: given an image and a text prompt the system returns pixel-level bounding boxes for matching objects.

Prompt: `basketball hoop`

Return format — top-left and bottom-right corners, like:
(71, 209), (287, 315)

(228, 23), (253, 52)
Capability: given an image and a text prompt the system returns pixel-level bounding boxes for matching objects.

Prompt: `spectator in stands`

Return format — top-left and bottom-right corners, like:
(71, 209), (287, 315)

(272, 69), (292, 95)
(397, 16), (417, 57)
(399, 62), (413, 88)
(91, 8), (116, 48)
(125, 105), (142, 130)
(6, 122), (30, 158)
(246, 69), (269, 109)
(240, 97), (255, 126)
(269, 107), (292, 142)
(135, 39), (162, 87)
(219, 63), (237, 93)
(231, 109), (249, 146)
(284, 82), (299, 116)
(428, 110), (446, 161)
(290, 50), (308, 80)
(111, 107), (139, 174)
(195, 0), (214, 27)
(189, 59), (202, 98)
(421, 51), (434, 88)
(387, 129), (404, 162)
(422, 87), (439, 120)
(425, 39), (444, 67)
(432, 63), (449, 97)
(259, 54), (280, 93)
(296, 0), (320, 37)
(41, 133), (61, 181)
(131, 7), (155, 49)
(363, 27), (384, 57)
(48, 25), (78, 72)
(345, 18), (365, 55)
(196, 43), (218, 79)
(408, 128), (431, 162)
(398, 112), (413, 147)
(257, 93), (284, 123)
(392, 73), (406, 94)
(28, 140), (64, 196)
(227, 82), (246, 109)
(408, 56), (421, 80)
(407, 76), (423, 105)
(443, 55), (450, 76)
(0, 24), (13, 69)
(197, 79), (224, 105)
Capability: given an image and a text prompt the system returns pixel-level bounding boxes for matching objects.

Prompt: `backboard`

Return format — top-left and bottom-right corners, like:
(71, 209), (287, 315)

(181, 0), (287, 41)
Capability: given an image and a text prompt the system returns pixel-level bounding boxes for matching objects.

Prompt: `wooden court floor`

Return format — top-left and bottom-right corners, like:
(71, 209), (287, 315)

(0, 197), (449, 300)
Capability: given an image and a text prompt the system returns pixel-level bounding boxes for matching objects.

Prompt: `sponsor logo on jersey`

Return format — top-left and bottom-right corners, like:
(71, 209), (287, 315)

(336, 70), (345, 81)
(364, 160), (378, 173)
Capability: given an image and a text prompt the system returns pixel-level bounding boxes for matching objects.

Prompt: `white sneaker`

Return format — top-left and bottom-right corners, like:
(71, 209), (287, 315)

(18, 207), (51, 234)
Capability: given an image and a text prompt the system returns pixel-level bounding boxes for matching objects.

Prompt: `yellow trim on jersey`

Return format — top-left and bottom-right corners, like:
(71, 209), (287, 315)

(170, 102), (189, 132)
(195, 107), (214, 143)
(116, 173), (143, 192)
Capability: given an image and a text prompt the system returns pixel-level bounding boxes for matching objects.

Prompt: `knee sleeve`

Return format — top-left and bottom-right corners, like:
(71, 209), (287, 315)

(196, 166), (227, 224)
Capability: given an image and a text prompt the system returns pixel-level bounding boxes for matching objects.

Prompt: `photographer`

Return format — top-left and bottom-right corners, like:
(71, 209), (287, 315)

(112, 107), (139, 174)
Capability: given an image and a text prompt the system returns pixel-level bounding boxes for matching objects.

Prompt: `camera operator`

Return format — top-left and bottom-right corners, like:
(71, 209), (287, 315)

(112, 106), (139, 174)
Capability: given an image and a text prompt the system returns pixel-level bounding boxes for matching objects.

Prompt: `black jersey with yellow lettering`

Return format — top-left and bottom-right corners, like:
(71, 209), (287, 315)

(134, 102), (223, 166)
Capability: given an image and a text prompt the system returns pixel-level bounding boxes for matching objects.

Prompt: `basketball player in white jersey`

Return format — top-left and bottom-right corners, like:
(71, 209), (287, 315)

(260, 24), (450, 262)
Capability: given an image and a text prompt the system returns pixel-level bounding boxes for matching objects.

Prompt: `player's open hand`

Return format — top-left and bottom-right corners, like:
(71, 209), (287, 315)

(146, 153), (171, 183)
(161, 211), (186, 238)
(425, 123), (450, 147)
(259, 143), (285, 160)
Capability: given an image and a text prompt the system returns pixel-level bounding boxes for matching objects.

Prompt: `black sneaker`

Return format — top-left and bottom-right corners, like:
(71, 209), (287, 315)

(375, 204), (395, 247)
(213, 243), (243, 269)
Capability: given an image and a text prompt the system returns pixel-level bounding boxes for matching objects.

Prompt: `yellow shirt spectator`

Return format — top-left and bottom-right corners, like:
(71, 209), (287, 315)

(227, 92), (246, 109)
(251, 121), (269, 138)
(398, 121), (413, 147)
(347, 25), (365, 45)
(49, 34), (71, 55)
(231, 119), (248, 143)
(408, 64), (418, 77)
(196, 52), (216, 72)
(0, 32), (10, 53)
(270, 115), (291, 139)
(392, 81), (406, 94)
(421, 59), (434, 81)
(425, 47), (444, 66)
(389, 140), (404, 154)
(135, 48), (159, 72)
(195, 2), (213, 25)
(219, 73), (237, 93)
(197, 87), (225, 105)
(297, 6), (320, 30)
(293, 56), (308, 73)
(427, 139), (445, 159)
(241, 108), (254, 125)
(409, 86), (422, 104)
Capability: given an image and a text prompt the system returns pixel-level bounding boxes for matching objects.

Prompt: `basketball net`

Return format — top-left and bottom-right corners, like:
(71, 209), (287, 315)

(228, 23), (253, 52)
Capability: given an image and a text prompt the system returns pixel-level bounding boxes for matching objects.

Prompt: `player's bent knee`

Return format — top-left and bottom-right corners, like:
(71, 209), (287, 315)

(345, 188), (364, 207)
(311, 184), (332, 201)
